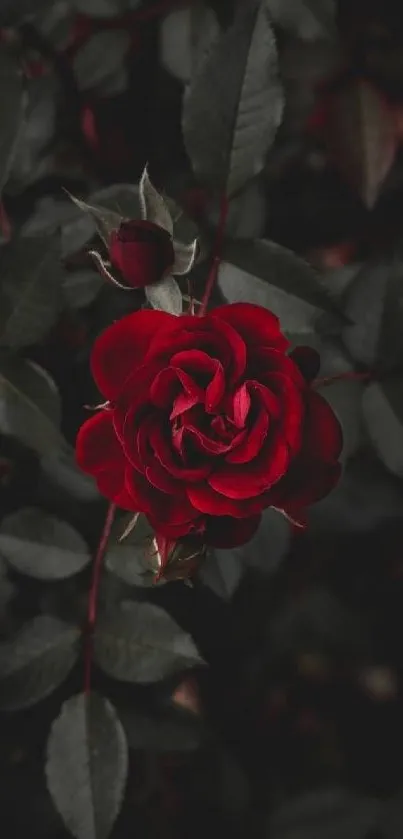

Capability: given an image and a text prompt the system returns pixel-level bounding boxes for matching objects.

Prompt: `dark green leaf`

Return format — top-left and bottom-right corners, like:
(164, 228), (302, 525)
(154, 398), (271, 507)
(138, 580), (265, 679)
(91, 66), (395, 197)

(265, 0), (337, 40)
(94, 601), (203, 684)
(73, 31), (130, 93)
(183, 0), (283, 196)
(0, 507), (91, 580)
(219, 239), (345, 332)
(119, 705), (202, 752)
(0, 615), (80, 711)
(0, 44), (25, 189)
(41, 447), (100, 502)
(342, 258), (403, 370)
(0, 356), (64, 456)
(362, 378), (403, 479)
(269, 787), (379, 839)
(46, 692), (128, 839)
(62, 269), (104, 309)
(145, 276), (182, 315)
(0, 236), (63, 349)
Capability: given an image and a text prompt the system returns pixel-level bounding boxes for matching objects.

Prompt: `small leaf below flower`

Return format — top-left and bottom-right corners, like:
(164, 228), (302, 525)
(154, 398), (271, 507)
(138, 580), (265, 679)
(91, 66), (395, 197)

(146, 275), (182, 315)
(94, 600), (203, 684)
(46, 692), (128, 839)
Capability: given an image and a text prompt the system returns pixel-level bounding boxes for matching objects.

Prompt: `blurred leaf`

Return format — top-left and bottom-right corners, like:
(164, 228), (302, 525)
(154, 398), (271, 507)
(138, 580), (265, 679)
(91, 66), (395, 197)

(46, 692), (128, 839)
(325, 80), (397, 209)
(160, 7), (193, 83)
(119, 705), (202, 752)
(362, 378), (403, 479)
(0, 44), (25, 190)
(0, 0), (54, 25)
(145, 275), (182, 315)
(201, 508), (291, 600)
(94, 601), (204, 684)
(0, 235), (63, 349)
(0, 555), (15, 619)
(265, 0), (337, 40)
(219, 239), (345, 333)
(41, 447), (100, 502)
(0, 356), (64, 456)
(268, 787), (380, 839)
(73, 31), (130, 93)
(0, 615), (80, 711)
(183, 0), (283, 197)
(190, 3), (220, 78)
(63, 269), (104, 310)
(308, 451), (403, 532)
(0, 507), (90, 580)
(342, 257), (403, 370)
(70, 0), (141, 16)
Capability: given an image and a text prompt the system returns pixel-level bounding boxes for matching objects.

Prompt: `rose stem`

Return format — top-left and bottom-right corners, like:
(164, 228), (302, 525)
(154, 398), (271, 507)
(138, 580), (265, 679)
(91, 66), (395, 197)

(84, 502), (116, 695)
(198, 194), (229, 317)
(313, 371), (372, 388)
(0, 202), (12, 242)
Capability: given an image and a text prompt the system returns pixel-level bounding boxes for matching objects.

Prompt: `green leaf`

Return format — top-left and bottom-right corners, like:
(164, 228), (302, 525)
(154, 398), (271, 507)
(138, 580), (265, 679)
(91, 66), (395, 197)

(0, 356), (64, 456)
(0, 507), (91, 580)
(46, 692), (128, 839)
(342, 257), (403, 370)
(0, 615), (80, 711)
(145, 275), (182, 315)
(362, 378), (403, 479)
(0, 235), (63, 349)
(219, 239), (345, 333)
(0, 44), (25, 190)
(183, 0), (283, 197)
(94, 601), (203, 684)
(269, 787), (379, 839)
(265, 0), (337, 40)
(62, 269), (104, 310)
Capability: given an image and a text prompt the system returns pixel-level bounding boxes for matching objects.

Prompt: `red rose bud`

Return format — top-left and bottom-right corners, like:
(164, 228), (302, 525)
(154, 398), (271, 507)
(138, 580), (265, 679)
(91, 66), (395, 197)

(76, 303), (343, 549)
(109, 219), (175, 289)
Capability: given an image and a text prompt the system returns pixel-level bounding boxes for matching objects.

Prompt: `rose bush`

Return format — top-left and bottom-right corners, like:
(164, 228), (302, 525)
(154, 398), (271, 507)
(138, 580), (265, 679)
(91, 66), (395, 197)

(76, 303), (342, 547)
(109, 219), (175, 288)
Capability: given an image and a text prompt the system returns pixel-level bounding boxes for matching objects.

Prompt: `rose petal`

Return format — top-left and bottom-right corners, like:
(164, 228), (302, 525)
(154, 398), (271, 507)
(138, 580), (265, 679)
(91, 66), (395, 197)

(226, 407), (269, 464)
(76, 410), (122, 474)
(289, 346), (321, 383)
(96, 466), (136, 511)
(91, 309), (176, 399)
(209, 437), (289, 499)
(250, 347), (305, 388)
(275, 459), (342, 514)
(149, 422), (212, 481)
(304, 390), (343, 461)
(205, 361), (225, 412)
(205, 514), (261, 548)
(232, 383), (251, 428)
(188, 482), (263, 517)
(214, 303), (289, 352)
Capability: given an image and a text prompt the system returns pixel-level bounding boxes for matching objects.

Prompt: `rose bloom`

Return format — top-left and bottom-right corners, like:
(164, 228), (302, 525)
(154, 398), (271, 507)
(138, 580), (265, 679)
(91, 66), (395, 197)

(109, 220), (175, 288)
(76, 304), (342, 548)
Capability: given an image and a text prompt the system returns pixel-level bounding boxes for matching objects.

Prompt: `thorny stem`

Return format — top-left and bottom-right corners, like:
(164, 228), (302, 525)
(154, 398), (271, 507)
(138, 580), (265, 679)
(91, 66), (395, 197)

(84, 502), (116, 694)
(198, 195), (229, 317)
(314, 370), (372, 388)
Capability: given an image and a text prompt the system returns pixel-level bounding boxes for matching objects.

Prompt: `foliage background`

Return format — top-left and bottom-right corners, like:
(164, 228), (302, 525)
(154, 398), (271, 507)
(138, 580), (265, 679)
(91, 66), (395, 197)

(1, 1), (403, 837)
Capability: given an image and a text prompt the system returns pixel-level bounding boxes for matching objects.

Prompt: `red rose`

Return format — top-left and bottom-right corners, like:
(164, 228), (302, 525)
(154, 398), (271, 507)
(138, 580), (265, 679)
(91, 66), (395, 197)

(109, 220), (175, 288)
(76, 303), (342, 548)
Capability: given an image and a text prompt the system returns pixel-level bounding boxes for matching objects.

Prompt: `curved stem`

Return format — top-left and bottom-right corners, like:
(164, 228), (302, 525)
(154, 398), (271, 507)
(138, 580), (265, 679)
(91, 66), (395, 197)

(84, 502), (116, 694)
(198, 195), (229, 317)
(313, 371), (372, 389)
